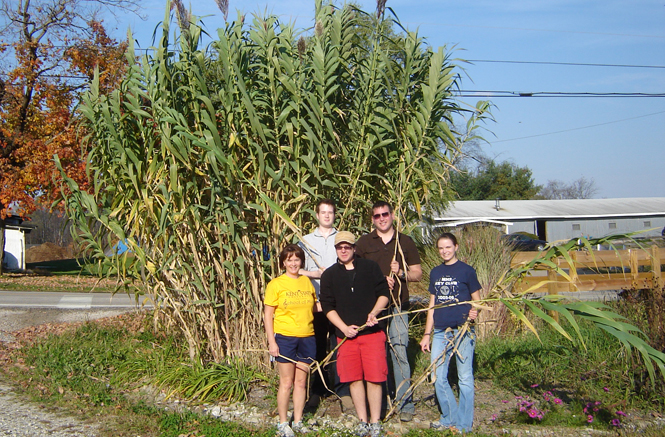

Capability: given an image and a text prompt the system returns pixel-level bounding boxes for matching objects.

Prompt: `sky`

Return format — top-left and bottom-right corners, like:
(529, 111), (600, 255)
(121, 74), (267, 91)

(103, 0), (665, 199)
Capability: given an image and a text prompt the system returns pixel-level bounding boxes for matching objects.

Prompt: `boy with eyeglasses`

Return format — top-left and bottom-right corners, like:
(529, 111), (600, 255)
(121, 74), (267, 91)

(355, 201), (422, 422)
(319, 231), (390, 437)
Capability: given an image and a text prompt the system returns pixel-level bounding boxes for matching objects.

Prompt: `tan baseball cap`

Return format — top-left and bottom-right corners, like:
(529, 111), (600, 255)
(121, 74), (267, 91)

(334, 231), (356, 246)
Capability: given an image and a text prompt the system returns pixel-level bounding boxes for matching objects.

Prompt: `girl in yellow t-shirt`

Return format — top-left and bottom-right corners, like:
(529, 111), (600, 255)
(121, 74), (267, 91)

(264, 244), (320, 437)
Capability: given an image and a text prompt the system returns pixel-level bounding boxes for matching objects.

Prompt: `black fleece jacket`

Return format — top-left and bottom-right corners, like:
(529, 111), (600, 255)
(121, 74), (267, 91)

(319, 256), (390, 338)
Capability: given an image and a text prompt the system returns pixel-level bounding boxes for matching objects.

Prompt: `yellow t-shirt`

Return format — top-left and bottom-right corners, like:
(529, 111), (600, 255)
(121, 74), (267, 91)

(264, 274), (316, 337)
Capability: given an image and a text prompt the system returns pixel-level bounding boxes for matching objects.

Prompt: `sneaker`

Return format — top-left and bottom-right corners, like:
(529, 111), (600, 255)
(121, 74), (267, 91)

(399, 411), (414, 422)
(292, 421), (309, 434)
(369, 422), (384, 437)
(277, 422), (295, 437)
(355, 421), (370, 437)
(430, 422), (459, 434)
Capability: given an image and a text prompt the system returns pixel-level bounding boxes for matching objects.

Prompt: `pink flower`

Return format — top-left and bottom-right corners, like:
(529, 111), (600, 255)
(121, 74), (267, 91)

(528, 409), (539, 418)
(501, 400), (509, 403)
(611, 418), (621, 427)
(616, 411), (627, 417)
(603, 387), (610, 392)
(490, 414), (498, 421)
(587, 415), (594, 423)
(554, 398), (563, 405)
(530, 384), (539, 388)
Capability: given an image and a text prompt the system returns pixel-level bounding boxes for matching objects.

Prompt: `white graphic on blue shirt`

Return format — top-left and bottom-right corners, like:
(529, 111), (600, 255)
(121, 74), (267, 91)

(434, 276), (460, 305)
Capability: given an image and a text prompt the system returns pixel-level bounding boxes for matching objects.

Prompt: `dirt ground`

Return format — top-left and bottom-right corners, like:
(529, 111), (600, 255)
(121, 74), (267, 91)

(25, 242), (74, 263)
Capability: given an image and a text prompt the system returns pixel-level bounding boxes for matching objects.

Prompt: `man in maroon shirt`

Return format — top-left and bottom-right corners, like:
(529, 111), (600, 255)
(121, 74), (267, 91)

(355, 201), (422, 422)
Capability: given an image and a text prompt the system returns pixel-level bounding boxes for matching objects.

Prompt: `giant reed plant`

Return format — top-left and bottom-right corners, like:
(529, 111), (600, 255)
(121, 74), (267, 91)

(57, 0), (490, 364)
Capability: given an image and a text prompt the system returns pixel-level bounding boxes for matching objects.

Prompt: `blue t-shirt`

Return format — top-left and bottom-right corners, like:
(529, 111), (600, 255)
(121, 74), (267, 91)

(429, 260), (481, 330)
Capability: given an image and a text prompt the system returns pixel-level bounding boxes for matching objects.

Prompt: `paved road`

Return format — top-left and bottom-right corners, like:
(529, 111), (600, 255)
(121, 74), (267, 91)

(0, 290), (153, 309)
(0, 291), (153, 342)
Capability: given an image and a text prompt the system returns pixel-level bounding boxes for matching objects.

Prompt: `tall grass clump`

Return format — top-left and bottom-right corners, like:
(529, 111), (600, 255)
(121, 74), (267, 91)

(455, 224), (513, 338)
(57, 0), (490, 365)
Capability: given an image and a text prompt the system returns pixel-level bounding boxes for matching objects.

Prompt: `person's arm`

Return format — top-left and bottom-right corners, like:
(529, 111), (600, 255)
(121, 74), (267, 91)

(366, 295), (389, 327)
(420, 294), (436, 352)
(299, 267), (324, 279)
(326, 309), (359, 338)
(398, 235), (423, 282)
(263, 305), (279, 357)
(299, 240), (325, 278)
(400, 263), (422, 282)
(468, 290), (481, 321)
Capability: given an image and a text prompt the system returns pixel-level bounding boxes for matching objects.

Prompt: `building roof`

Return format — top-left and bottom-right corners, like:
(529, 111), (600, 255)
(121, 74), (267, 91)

(0, 217), (34, 231)
(435, 198), (665, 221)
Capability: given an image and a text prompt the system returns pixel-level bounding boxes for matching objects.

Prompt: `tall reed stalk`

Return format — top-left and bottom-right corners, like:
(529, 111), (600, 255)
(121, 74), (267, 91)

(57, 0), (490, 365)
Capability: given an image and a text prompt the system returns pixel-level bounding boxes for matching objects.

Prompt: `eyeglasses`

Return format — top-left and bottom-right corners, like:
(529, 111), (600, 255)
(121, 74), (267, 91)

(372, 211), (390, 220)
(335, 245), (354, 251)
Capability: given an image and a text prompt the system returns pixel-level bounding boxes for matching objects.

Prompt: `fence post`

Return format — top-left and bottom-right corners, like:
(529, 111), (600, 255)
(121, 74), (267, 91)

(652, 245), (662, 290)
(547, 269), (559, 322)
(630, 249), (639, 289)
(569, 251), (579, 292)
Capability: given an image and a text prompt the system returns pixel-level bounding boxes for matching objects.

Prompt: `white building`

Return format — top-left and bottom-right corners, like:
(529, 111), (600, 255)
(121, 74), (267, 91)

(433, 197), (665, 243)
(1, 217), (33, 271)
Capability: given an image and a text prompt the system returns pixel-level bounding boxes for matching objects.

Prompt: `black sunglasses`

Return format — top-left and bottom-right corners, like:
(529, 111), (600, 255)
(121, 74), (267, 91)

(372, 211), (390, 220)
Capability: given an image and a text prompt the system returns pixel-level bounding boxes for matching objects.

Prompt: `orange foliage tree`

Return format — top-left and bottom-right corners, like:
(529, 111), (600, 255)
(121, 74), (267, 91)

(0, 0), (137, 271)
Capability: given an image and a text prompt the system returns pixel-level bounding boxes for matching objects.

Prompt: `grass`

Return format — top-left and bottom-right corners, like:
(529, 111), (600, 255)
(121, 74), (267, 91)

(0, 258), (133, 293)
(472, 302), (665, 430)
(2, 298), (664, 436)
(26, 258), (95, 275)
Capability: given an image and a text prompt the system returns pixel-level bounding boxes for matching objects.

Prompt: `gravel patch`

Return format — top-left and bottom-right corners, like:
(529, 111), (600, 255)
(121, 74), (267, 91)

(0, 307), (131, 436)
(0, 379), (100, 436)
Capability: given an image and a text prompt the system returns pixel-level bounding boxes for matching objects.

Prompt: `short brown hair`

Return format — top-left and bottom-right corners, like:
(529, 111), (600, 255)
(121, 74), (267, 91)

(316, 198), (336, 214)
(437, 232), (458, 246)
(279, 244), (306, 268)
(371, 200), (393, 214)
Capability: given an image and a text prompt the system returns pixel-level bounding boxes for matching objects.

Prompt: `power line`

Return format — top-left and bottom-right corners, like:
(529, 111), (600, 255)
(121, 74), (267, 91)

(1, 72), (662, 98)
(466, 59), (665, 69)
(491, 111), (665, 144)
(457, 91), (665, 98)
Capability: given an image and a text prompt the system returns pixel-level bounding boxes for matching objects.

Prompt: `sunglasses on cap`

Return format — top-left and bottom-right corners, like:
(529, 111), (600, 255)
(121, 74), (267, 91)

(372, 211), (390, 220)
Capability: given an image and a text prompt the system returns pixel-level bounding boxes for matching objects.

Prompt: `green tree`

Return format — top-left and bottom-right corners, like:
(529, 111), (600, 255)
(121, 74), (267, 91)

(58, 0), (491, 362)
(537, 176), (598, 199)
(451, 159), (541, 200)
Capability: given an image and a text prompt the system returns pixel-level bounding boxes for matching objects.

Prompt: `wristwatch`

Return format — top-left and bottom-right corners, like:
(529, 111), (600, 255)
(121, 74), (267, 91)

(398, 271), (406, 280)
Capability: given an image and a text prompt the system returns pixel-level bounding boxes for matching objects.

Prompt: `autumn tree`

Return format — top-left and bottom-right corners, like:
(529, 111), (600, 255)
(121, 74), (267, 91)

(0, 0), (137, 272)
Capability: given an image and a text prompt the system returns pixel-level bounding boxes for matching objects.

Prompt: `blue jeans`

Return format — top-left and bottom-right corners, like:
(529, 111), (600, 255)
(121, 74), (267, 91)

(431, 328), (476, 432)
(388, 307), (414, 414)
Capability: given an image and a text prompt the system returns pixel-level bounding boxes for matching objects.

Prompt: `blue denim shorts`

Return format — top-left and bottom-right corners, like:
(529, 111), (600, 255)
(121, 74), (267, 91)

(274, 334), (316, 364)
